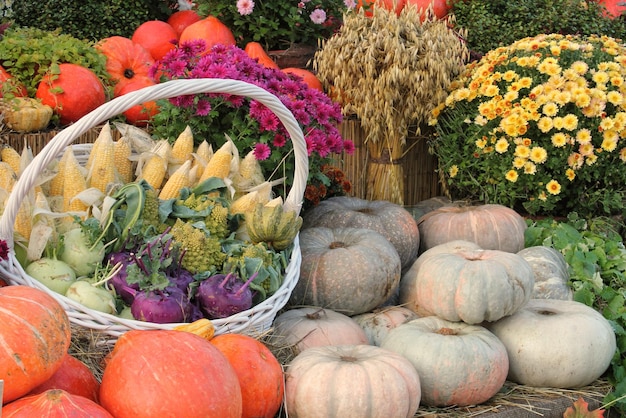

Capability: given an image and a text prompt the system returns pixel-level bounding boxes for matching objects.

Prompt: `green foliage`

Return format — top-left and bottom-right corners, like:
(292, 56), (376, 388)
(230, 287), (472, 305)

(7, 0), (175, 41)
(451, 0), (626, 57)
(525, 213), (626, 413)
(0, 26), (111, 101)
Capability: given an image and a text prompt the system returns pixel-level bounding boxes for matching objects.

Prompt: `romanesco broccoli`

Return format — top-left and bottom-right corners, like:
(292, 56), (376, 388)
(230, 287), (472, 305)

(174, 193), (231, 239)
(170, 218), (226, 274)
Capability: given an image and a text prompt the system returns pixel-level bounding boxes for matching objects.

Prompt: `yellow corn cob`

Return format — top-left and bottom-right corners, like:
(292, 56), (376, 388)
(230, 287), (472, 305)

(138, 153), (167, 190)
(171, 126), (194, 163)
(114, 136), (134, 184)
(173, 318), (215, 341)
(85, 124), (112, 172)
(48, 149), (69, 197)
(229, 190), (260, 215)
(14, 197), (33, 241)
(88, 127), (116, 193)
(159, 160), (192, 200)
(62, 148), (88, 213)
(1, 145), (21, 174)
(0, 161), (17, 192)
(199, 139), (234, 182)
(191, 140), (213, 174)
(233, 150), (265, 194)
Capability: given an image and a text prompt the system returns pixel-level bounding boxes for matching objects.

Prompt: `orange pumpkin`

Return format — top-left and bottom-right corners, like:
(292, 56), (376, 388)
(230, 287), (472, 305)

(167, 9), (202, 37)
(96, 36), (155, 87)
(99, 329), (242, 418)
(35, 63), (106, 126)
(0, 286), (71, 404)
(597, 0), (626, 18)
(282, 67), (324, 92)
(131, 20), (178, 61)
(2, 389), (113, 417)
(28, 353), (100, 403)
(0, 65), (28, 98)
(404, 0), (450, 20)
(244, 42), (280, 69)
(211, 334), (284, 418)
(179, 16), (236, 55)
(114, 76), (160, 126)
(357, 0), (407, 16)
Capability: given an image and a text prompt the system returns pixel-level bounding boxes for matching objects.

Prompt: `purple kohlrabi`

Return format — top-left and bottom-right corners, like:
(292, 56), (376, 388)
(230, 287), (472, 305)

(195, 272), (258, 319)
(130, 287), (195, 323)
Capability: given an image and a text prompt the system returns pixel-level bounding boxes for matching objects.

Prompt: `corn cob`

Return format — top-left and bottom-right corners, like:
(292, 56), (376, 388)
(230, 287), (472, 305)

(14, 197), (33, 241)
(198, 138), (235, 183)
(48, 149), (70, 197)
(88, 125), (116, 193)
(233, 150), (265, 194)
(171, 126), (194, 163)
(62, 147), (89, 213)
(0, 162), (17, 192)
(114, 136), (134, 184)
(1, 145), (21, 174)
(159, 160), (192, 200)
(85, 124), (111, 172)
(136, 140), (171, 190)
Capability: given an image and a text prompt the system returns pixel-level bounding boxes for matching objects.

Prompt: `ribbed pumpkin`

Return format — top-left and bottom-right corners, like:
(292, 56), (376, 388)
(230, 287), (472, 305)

(352, 306), (419, 346)
(485, 299), (616, 388)
(517, 246), (572, 300)
(99, 329), (242, 417)
(399, 244), (535, 323)
(0, 286), (71, 404)
(285, 344), (421, 418)
(2, 389), (113, 417)
(273, 307), (369, 354)
(0, 97), (53, 132)
(96, 36), (155, 88)
(381, 317), (509, 407)
(302, 196), (419, 270)
(289, 227), (402, 315)
(417, 203), (527, 254)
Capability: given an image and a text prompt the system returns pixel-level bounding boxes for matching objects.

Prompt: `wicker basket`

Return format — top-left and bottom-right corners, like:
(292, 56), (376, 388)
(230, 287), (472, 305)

(0, 78), (309, 344)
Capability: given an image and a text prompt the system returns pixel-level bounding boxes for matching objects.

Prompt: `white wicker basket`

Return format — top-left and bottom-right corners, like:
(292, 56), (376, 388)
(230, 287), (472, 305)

(0, 78), (308, 343)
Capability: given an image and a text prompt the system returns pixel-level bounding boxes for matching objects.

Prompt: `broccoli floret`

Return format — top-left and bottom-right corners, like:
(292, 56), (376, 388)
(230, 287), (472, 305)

(205, 203), (229, 239)
(224, 242), (279, 294)
(141, 187), (162, 234)
(170, 218), (226, 274)
(174, 193), (231, 239)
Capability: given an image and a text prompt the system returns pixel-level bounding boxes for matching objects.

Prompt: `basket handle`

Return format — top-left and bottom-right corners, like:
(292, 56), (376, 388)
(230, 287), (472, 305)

(0, 78), (309, 247)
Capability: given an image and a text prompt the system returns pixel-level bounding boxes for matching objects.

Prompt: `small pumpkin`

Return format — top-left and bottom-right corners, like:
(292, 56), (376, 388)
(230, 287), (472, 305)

(485, 299), (616, 388)
(0, 97), (53, 132)
(0, 65), (28, 98)
(302, 196), (420, 270)
(285, 344), (421, 418)
(211, 333), (284, 418)
(0, 286), (71, 404)
(131, 20), (178, 61)
(28, 353), (100, 403)
(273, 307), (369, 354)
(96, 36), (155, 87)
(381, 316), (509, 407)
(167, 9), (202, 37)
(517, 246), (573, 300)
(99, 329), (242, 417)
(417, 203), (527, 254)
(352, 305), (419, 346)
(399, 243), (535, 323)
(114, 76), (160, 127)
(2, 389), (113, 417)
(282, 67), (324, 92)
(179, 16), (237, 55)
(244, 42), (280, 69)
(289, 227), (402, 316)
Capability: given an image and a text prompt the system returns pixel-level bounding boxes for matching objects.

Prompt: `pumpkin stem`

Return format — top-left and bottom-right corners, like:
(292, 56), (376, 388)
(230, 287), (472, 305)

(436, 327), (457, 335)
(538, 310), (557, 316)
(305, 307), (326, 320)
(340, 355), (358, 362)
(123, 69), (135, 79)
(329, 241), (347, 249)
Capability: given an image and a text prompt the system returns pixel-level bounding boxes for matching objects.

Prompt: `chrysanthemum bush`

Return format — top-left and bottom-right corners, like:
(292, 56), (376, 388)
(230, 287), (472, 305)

(430, 33), (626, 217)
(150, 40), (353, 196)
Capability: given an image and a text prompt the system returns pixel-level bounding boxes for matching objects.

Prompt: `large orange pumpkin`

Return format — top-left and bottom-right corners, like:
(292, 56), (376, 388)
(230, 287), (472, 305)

(356, 0), (407, 16)
(0, 286), (71, 404)
(404, 0), (450, 20)
(35, 63), (106, 126)
(167, 9), (202, 37)
(2, 389), (113, 417)
(179, 16), (236, 54)
(96, 36), (155, 88)
(113, 76), (160, 126)
(99, 329), (242, 418)
(211, 333), (284, 418)
(28, 353), (100, 403)
(131, 20), (178, 61)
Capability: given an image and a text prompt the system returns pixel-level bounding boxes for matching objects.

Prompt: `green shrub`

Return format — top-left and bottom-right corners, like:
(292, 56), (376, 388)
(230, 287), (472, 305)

(451, 0), (626, 57)
(7, 0), (177, 41)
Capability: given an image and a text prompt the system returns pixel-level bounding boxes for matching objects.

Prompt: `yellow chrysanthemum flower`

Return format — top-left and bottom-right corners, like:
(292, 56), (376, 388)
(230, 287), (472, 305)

(575, 128), (592, 144)
(565, 168), (576, 181)
(601, 136), (618, 152)
(579, 142), (594, 156)
(620, 148), (626, 163)
(542, 102), (559, 117)
(449, 165), (459, 178)
(592, 71), (609, 84)
(551, 132), (568, 147)
(553, 116), (565, 130)
(546, 179), (561, 195)
(571, 61), (589, 75)
(530, 147), (548, 164)
(607, 91), (622, 106)
(562, 114), (578, 130)
(514, 145), (531, 159)
(505, 170), (519, 182)
(585, 153), (598, 165)
(475, 138), (487, 149)
(524, 161), (537, 174)
(495, 138), (509, 153)
(513, 157), (526, 169)
(537, 117), (554, 133)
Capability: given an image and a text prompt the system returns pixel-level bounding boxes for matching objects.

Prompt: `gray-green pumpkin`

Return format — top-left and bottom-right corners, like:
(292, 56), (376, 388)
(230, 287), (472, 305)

(289, 226), (402, 316)
(302, 196), (419, 270)
(517, 246), (572, 300)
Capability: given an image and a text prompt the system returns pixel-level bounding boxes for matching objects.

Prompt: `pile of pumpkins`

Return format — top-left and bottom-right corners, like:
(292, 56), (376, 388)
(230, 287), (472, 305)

(275, 196), (616, 416)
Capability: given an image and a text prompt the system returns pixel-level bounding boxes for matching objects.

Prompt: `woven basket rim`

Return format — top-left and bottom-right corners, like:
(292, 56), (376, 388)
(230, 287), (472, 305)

(0, 78), (309, 341)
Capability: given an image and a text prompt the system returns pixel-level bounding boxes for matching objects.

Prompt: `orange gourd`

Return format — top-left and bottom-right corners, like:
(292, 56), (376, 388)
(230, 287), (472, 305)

(357, 0), (407, 16)
(131, 20), (179, 61)
(0, 65), (28, 97)
(2, 389), (113, 417)
(96, 36), (155, 88)
(167, 9), (202, 37)
(114, 76), (160, 126)
(28, 353), (100, 403)
(35, 63), (106, 126)
(404, 0), (450, 20)
(211, 334), (284, 418)
(179, 16), (236, 55)
(282, 67), (324, 92)
(244, 42), (280, 69)
(99, 329), (242, 418)
(0, 286), (71, 404)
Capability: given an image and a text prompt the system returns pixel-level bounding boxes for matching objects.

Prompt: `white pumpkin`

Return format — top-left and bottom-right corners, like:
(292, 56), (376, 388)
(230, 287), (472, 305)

(517, 246), (573, 300)
(352, 306), (419, 346)
(285, 344), (421, 418)
(485, 299), (616, 388)
(381, 316), (509, 407)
